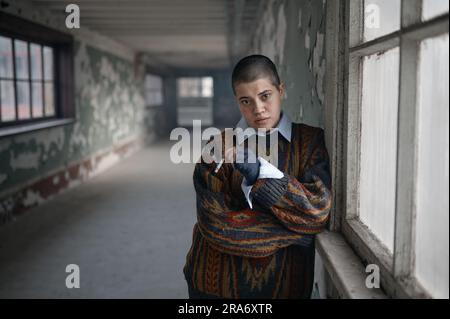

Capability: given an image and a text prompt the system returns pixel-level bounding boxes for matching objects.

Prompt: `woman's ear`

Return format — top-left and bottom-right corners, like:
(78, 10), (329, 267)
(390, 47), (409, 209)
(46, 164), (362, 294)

(279, 83), (286, 98)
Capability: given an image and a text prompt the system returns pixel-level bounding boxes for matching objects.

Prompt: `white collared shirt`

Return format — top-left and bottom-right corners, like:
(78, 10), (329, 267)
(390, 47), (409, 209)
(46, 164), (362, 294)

(237, 113), (292, 208)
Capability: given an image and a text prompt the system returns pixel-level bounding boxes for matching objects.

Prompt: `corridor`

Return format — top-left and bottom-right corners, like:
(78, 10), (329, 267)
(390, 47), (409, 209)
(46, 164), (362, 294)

(0, 0), (448, 300)
(0, 141), (196, 298)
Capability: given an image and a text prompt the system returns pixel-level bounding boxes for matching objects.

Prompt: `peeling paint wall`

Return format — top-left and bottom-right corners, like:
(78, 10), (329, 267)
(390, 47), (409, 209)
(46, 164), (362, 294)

(250, 0), (329, 298)
(0, 9), (146, 223)
(0, 41), (144, 190)
(250, 0), (327, 128)
(71, 41), (145, 160)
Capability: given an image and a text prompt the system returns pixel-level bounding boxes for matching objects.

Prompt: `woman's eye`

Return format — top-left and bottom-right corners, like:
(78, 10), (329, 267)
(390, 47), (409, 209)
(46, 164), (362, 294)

(262, 94), (270, 100)
(241, 100), (250, 106)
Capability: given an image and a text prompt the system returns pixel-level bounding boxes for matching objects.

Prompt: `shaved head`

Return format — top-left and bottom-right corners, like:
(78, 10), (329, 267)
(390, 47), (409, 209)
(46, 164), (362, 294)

(231, 55), (281, 95)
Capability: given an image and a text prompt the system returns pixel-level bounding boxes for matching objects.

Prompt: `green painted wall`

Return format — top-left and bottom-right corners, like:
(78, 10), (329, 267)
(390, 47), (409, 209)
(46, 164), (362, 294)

(250, 0), (327, 128)
(0, 39), (145, 194)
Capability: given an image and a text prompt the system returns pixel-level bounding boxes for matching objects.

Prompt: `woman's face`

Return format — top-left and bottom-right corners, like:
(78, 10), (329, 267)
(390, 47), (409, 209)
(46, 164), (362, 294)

(234, 77), (284, 130)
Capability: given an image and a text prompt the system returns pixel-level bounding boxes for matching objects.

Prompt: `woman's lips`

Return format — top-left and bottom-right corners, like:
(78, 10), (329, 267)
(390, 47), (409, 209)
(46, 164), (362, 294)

(255, 118), (270, 123)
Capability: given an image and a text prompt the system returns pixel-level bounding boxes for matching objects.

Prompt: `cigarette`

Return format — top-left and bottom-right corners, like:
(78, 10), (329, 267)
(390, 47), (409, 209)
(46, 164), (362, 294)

(214, 159), (224, 174)
(213, 131), (235, 174)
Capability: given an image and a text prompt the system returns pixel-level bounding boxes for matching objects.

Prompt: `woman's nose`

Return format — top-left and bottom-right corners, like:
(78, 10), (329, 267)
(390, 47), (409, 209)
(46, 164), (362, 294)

(254, 100), (266, 115)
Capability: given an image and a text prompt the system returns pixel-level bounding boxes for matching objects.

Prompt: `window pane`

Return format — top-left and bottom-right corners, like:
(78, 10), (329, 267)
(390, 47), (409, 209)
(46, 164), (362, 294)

(145, 74), (162, 90)
(43, 46), (53, 81)
(30, 43), (42, 80)
(145, 90), (163, 106)
(32, 81), (43, 117)
(14, 40), (29, 80)
(0, 80), (16, 121)
(364, 0), (401, 42)
(145, 74), (163, 106)
(17, 80), (30, 119)
(0, 36), (13, 78)
(423, 0), (449, 21)
(359, 47), (400, 252)
(178, 78), (200, 97)
(44, 82), (55, 116)
(202, 77), (213, 97)
(415, 33), (449, 299)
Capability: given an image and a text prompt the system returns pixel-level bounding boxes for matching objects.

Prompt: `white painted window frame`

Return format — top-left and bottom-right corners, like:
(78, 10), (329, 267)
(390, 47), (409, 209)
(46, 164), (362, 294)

(327, 0), (449, 298)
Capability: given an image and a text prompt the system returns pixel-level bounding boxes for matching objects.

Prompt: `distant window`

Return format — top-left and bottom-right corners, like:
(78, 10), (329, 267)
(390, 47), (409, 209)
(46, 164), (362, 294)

(176, 77), (214, 126)
(144, 74), (163, 107)
(177, 77), (213, 98)
(0, 12), (74, 133)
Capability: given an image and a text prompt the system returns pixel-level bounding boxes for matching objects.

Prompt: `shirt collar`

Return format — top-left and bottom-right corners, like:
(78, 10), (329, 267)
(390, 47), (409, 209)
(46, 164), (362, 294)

(235, 112), (292, 144)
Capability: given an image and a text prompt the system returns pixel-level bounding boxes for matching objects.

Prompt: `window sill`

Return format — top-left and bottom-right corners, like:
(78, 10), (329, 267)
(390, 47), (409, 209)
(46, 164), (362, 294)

(316, 230), (388, 299)
(0, 119), (75, 138)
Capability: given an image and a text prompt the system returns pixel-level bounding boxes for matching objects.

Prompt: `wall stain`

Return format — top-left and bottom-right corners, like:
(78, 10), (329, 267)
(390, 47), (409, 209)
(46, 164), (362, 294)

(250, 0), (327, 128)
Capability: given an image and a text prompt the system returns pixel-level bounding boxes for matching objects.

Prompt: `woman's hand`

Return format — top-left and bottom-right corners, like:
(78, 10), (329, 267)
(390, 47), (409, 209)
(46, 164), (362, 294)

(225, 146), (260, 185)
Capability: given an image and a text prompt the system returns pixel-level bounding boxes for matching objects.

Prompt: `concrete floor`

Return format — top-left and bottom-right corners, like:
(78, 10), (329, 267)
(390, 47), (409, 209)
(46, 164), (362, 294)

(0, 140), (197, 298)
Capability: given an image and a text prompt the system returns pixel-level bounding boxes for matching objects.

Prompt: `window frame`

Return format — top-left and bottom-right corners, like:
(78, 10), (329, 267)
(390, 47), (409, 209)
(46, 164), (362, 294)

(175, 76), (214, 127)
(144, 73), (164, 107)
(339, 0), (449, 298)
(176, 76), (214, 98)
(0, 12), (74, 135)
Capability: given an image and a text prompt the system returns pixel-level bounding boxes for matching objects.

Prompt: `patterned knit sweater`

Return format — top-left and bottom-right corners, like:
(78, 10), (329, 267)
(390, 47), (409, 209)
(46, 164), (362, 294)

(183, 123), (332, 299)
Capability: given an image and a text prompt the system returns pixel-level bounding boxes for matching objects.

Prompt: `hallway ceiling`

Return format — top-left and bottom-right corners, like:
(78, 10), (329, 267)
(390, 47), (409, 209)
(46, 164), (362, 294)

(31, 0), (264, 70)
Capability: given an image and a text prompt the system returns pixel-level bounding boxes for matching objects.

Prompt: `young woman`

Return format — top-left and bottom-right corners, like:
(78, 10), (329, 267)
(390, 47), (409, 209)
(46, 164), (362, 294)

(183, 55), (332, 299)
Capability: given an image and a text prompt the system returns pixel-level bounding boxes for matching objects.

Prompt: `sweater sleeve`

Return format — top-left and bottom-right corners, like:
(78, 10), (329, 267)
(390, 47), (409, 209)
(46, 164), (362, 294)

(241, 157), (285, 209)
(193, 140), (314, 258)
(250, 129), (332, 235)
